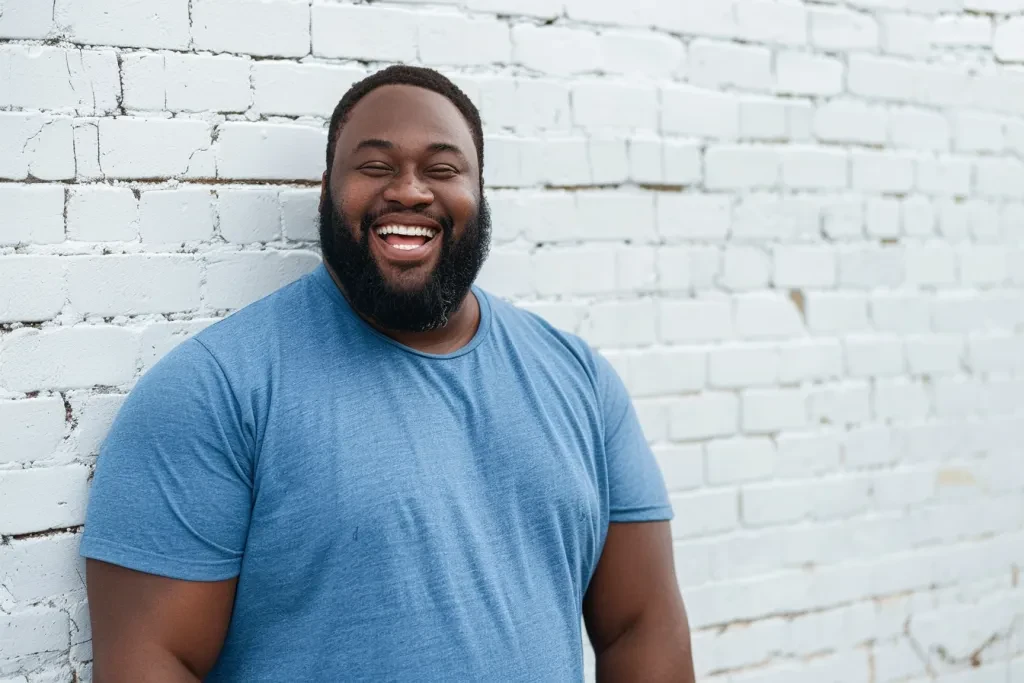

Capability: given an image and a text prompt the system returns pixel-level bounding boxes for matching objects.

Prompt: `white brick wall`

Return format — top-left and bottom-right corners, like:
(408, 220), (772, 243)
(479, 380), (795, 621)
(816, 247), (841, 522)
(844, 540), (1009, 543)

(2, 1), (1024, 681)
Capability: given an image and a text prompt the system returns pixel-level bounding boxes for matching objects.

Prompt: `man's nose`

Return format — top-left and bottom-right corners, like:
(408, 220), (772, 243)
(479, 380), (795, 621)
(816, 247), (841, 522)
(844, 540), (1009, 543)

(383, 169), (433, 207)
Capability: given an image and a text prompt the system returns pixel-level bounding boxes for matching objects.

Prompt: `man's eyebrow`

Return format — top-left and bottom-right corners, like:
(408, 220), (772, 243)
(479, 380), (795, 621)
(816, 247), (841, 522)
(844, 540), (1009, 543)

(427, 142), (467, 159)
(353, 138), (394, 153)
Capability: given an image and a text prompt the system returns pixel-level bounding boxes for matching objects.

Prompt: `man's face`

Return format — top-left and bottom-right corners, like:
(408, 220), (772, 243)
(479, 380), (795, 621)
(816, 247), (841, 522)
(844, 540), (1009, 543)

(319, 84), (490, 332)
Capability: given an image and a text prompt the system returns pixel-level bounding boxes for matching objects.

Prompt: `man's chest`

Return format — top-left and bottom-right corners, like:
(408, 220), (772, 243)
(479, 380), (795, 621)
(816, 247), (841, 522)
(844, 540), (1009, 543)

(239, 363), (608, 606)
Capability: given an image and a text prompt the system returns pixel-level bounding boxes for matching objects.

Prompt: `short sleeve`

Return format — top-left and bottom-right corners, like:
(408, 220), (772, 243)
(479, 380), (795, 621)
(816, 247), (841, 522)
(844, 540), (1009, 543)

(594, 352), (674, 523)
(80, 338), (254, 581)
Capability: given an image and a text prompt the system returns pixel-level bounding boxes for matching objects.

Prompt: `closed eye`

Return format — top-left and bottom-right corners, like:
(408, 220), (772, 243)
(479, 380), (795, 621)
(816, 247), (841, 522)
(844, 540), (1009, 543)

(359, 162), (393, 176)
(427, 165), (459, 178)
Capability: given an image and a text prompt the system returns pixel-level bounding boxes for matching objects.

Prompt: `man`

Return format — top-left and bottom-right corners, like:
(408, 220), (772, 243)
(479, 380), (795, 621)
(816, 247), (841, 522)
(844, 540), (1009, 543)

(82, 65), (695, 682)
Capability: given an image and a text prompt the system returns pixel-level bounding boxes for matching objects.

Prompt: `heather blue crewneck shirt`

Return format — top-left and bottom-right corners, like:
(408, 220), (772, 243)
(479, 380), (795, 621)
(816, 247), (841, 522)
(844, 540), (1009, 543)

(81, 263), (673, 681)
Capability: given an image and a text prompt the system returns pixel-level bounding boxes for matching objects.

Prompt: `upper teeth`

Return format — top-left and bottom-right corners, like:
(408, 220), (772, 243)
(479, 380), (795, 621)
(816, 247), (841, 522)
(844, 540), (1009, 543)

(375, 224), (437, 237)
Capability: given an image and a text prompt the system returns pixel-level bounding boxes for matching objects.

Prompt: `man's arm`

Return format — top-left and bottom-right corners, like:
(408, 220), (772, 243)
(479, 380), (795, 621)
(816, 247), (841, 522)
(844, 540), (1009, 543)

(583, 521), (695, 683)
(87, 559), (237, 683)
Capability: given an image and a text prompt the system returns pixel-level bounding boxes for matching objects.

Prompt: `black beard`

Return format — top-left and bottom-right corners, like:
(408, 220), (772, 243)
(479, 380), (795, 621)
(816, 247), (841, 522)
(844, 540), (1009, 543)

(318, 188), (491, 333)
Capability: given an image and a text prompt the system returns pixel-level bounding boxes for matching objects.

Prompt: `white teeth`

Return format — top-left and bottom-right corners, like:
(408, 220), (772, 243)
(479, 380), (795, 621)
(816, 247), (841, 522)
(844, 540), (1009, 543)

(375, 224), (437, 238)
(392, 243), (419, 251)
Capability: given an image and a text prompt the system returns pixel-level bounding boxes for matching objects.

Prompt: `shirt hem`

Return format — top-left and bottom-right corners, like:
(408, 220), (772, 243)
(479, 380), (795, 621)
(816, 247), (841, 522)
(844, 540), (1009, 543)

(79, 535), (242, 582)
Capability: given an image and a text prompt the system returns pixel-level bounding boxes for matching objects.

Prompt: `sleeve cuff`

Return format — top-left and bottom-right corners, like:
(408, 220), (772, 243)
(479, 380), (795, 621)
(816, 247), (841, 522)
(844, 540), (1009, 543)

(609, 503), (674, 523)
(79, 534), (241, 582)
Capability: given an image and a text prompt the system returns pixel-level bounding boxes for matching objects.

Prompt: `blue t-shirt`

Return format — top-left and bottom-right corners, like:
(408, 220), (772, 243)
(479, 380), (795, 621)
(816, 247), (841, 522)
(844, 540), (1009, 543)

(80, 263), (673, 682)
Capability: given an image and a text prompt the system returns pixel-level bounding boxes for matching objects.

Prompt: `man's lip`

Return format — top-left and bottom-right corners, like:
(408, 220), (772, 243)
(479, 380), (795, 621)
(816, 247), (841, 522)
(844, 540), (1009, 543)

(371, 214), (443, 231)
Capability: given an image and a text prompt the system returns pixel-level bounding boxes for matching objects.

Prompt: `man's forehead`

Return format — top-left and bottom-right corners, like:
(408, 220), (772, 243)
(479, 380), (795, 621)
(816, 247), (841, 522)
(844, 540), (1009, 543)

(339, 84), (475, 151)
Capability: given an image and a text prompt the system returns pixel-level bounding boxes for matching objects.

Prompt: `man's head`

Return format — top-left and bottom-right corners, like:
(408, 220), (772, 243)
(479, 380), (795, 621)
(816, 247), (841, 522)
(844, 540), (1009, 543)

(319, 65), (491, 333)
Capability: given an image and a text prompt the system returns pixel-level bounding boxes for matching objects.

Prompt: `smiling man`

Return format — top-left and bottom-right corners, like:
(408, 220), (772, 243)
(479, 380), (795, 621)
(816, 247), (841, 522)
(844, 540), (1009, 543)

(81, 66), (695, 682)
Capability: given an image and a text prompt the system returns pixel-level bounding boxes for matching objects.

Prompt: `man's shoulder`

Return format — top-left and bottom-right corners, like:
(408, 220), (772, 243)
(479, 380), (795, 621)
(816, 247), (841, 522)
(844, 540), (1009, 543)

(193, 265), (324, 352)
(481, 289), (604, 379)
(148, 266), (326, 381)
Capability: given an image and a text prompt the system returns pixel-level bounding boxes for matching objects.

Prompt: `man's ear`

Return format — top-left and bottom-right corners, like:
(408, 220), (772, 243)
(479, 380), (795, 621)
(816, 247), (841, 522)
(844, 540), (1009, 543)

(319, 171), (328, 213)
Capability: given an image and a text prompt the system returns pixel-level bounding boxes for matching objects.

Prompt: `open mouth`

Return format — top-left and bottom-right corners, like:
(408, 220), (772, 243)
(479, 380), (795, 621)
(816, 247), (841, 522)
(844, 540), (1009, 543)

(373, 224), (441, 252)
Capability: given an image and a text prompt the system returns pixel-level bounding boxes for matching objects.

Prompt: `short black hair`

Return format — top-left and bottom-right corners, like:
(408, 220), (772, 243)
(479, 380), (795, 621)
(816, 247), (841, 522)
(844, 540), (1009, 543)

(326, 65), (485, 185)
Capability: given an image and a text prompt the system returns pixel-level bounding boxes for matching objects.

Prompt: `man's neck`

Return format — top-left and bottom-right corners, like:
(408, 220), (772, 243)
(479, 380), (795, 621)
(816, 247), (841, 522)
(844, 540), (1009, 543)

(325, 264), (481, 355)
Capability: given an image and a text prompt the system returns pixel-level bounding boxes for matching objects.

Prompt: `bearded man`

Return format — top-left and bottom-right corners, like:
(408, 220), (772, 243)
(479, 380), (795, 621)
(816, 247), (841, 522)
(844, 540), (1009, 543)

(82, 65), (695, 683)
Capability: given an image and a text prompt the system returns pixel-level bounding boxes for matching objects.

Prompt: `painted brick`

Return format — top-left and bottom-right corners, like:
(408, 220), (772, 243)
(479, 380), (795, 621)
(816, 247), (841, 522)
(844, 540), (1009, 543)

(0, 113), (76, 181)
(776, 431), (841, 477)
(253, 63), (365, 118)
(778, 339), (844, 383)
(881, 13), (933, 57)
(669, 393), (739, 441)
(657, 195), (731, 241)
(0, 46), (120, 115)
(0, 327), (137, 392)
(512, 25), (602, 76)
(709, 343), (779, 389)
(805, 292), (871, 335)
(851, 150), (915, 193)
(0, 256), (64, 325)
(810, 7), (880, 50)
(775, 51), (844, 96)
(0, 607), (68, 658)
(780, 146), (848, 190)
(139, 188), (215, 243)
(0, 0), (55, 39)
(743, 388), (808, 433)
(653, 445), (703, 493)
(932, 15), (993, 47)
(216, 123), (325, 181)
(532, 246), (617, 296)
(99, 118), (212, 179)
(720, 247), (771, 292)
(54, 0), (190, 49)
(193, 0), (309, 57)
(164, 54), (252, 113)
(889, 107), (951, 152)
(312, 5), (417, 61)
(689, 40), (773, 92)
(1, 184), (65, 246)
(0, 465), (91, 534)
(994, 17), (1024, 62)
(659, 297), (734, 343)
(734, 293), (805, 339)
(572, 81), (659, 130)
(734, 0), (808, 45)
(732, 195), (821, 242)
(203, 250), (321, 310)
(773, 245), (836, 288)
(67, 255), (202, 316)
(706, 437), (776, 484)
(69, 393), (127, 457)
(599, 31), (686, 79)
(0, 533), (85, 603)
(281, 189), (321, 242)
(419, 13), (512, 66)
(0, 398), (66, 465)
(67, 186), (138, 242)
(814, 100), (888, 145)
(579, 300), (657, 348)
(661, 86), (739, 139)
(217, 189), (281, 243)
(871, 293), (932, 333)
(705, 146), (780, 190)
(845, 335), (906, 377)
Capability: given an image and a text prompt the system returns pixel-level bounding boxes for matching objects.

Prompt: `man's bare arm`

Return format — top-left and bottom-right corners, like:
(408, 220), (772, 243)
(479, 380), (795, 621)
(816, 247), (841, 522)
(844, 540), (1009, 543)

(86, 559), (237, 683)
(583, 521), (695, 683)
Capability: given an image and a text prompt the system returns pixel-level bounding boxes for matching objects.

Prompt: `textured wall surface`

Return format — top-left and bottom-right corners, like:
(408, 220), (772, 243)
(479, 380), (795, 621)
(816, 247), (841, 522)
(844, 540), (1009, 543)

(3, 0), (1024, 681)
